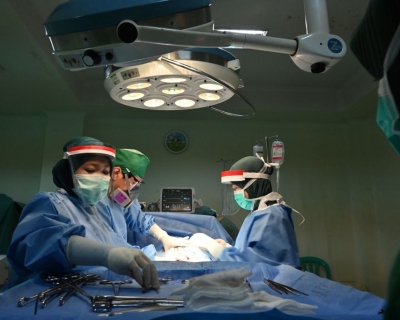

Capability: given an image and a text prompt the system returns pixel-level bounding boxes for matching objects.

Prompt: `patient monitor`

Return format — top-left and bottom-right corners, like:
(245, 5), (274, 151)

(160, 188), (195, 213)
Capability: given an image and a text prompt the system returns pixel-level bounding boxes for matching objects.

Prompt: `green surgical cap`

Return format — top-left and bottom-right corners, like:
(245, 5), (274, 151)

(193, 206), (217, 217)
(114, 149), (150, 179)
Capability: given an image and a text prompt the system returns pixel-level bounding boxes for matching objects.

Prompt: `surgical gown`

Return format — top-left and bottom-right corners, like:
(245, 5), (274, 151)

(97, 196), (155, 241)
(7, 190), (140, 279)
(219, 204), (301, 268)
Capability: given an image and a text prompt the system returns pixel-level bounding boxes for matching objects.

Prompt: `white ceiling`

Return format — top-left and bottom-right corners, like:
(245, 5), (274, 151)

(0, 0), (376, 119)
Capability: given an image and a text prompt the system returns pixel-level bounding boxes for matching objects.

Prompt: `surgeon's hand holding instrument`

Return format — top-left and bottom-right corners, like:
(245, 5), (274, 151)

(67, 235), (160, 292)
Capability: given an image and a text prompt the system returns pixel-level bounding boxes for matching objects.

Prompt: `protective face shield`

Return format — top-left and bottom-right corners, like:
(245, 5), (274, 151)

(112, 174), (141, 208)
(376, 24), (400, 155)
(64, 144), (116, 206)
(221, 167), (271, 214)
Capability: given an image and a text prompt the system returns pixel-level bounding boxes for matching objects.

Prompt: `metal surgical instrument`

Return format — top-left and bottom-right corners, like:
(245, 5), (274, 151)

(263, 279), (308, 296)
(92, 295), (184, 313)
(99, 280), (133, 296)
(98, 305), (178, 316)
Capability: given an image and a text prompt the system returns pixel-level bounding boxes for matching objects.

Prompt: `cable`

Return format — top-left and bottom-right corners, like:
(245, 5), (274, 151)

(160, 56), (256, 118)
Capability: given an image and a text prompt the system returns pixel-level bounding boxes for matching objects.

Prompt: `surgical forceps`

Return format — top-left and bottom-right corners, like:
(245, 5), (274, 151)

(98, 305), (178, 316)
(92, 295), (184, 312)
(264, 279), (308, 296)
(18, 273), (100, 315)
(59, 274), (101, 305)
(99, 279), (133, 296)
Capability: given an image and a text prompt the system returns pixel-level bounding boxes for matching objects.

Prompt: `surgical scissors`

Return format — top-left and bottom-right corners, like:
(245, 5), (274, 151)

(263, 279), (308, 296)
(99, 280), (133, 296)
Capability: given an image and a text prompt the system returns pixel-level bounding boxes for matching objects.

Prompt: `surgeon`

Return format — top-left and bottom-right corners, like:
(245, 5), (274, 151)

(6, 137), (159, 291)
(98, 148), (190, 252)
(195, 156), (301, 269)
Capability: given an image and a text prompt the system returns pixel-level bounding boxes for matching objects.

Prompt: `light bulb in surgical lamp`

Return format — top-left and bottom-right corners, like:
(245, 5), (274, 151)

(175, 99), (195, 108)
(160, 77), (187, 84)
(144, 99), (165, 108)
(162, 87), (185, 95)
(127, 82), (152, 89)
(199, 83), (224, 90)
(199, 92), (220, 101)
(122, 92), (145, 100)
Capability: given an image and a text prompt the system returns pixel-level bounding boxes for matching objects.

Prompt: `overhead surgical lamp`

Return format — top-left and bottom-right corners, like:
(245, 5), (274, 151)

(44, 0), (346, 117)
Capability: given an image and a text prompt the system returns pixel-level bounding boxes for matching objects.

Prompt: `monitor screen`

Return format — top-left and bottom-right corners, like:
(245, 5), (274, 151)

(160, 188), (194, 213)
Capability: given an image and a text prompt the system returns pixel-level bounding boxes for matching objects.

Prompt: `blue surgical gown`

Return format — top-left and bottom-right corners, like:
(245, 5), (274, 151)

(7, 190), (141, 279)
(97, 197), (155, 241)
(219, 204), (301, 268)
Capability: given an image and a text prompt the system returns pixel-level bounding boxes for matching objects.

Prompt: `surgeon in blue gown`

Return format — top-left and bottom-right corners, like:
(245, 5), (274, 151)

(196, 156), (301, 269)
(6, 137), (159, 291)
(97, 148), (189, 252)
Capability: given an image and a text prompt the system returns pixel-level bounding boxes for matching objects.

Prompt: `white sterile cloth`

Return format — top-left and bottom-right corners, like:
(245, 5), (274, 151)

(172, 268), (317, 315)
(250, 291), (318, 315)
(154, 245), (213, 262)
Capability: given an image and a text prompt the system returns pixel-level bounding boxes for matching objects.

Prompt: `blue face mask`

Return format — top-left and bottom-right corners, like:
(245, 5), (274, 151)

(234, 190), (254, 210)
(73, 174), (110, 205)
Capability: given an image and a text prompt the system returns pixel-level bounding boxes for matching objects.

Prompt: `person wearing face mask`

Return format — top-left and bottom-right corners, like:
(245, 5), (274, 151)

(97, 148), (190, 253)
(5, 137), (159, 291)
(194, 156), (301, 269)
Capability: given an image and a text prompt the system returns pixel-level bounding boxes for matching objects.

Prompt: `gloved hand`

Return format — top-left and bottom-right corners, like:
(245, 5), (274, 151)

(189, 233), (226, 259)
(149, 223), (190, 252)
(67, 235), (159, 291)
(107, 247), (160, 291)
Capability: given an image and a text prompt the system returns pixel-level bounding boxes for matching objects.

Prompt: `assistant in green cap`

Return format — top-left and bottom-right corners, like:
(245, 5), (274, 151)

(114, 149), (150, 179)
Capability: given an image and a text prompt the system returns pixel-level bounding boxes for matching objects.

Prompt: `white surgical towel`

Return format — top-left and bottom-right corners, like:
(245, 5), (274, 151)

(172, 268), (317, 315)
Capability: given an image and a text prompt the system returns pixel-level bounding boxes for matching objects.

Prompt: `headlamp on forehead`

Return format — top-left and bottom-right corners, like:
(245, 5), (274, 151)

(221, 170), (270, 184)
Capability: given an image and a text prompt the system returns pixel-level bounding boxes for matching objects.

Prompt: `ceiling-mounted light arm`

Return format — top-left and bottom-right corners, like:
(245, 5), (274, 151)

(160, 56), (256, 118)
(116, 0), (346, 74)
(117, 20), (297, 55)
(304, 0), (330, 34)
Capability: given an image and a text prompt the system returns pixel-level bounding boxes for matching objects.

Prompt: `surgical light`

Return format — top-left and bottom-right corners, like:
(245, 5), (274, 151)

(175, 98), (196, 108)
(199, 83), (224, 90)
(103, 49), (241, 111)
(199, 92), (220, 101)
(44, 0), (347, 117)
(162, 87), (186, 95)
(122, 92), (145, 100)
(127, 82), (152, 89)
(160, 77), (187, 84)
(144, 99), (165, 108)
